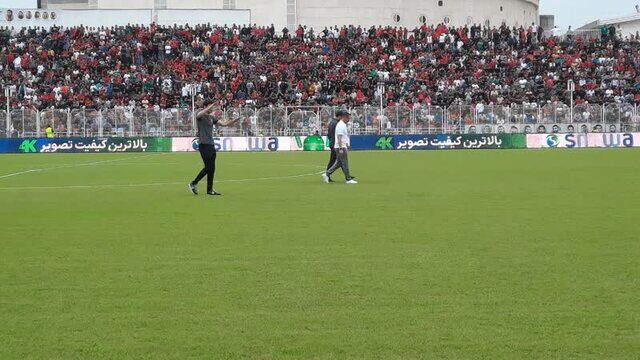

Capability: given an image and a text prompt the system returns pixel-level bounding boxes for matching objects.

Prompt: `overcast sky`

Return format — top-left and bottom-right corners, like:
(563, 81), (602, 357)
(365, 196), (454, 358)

(540, 1), (638, 29)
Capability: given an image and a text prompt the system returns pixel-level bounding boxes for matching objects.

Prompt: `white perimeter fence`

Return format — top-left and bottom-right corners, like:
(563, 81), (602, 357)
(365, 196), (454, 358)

(2, 103), (639, 138)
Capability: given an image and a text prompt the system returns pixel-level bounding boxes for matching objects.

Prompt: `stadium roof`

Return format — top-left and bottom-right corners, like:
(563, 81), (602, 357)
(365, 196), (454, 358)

(578, 11), (640, 30)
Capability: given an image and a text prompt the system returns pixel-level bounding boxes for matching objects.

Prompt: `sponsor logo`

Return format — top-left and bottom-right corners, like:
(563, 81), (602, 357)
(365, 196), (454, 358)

(603, 133), (634, 148)
(192, 137), (236, 152)
(566, 133), (589, 148)
(191, 137), (238, 152)
(248, 137), (279, 151)
(302, 135), (324, 151)
(375, 137), (393, 150)
(18, 139), (37, 153)
(213, 137), (233, 152)
(546, 135), (559, 148)
(528, 133), (637, 149)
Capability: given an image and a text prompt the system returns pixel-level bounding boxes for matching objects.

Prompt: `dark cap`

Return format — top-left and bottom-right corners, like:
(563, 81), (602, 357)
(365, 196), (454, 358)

(336, 109), (351, 117)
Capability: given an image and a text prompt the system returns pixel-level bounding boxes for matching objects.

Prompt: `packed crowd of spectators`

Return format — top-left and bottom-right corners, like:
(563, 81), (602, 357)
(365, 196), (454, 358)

(1, 22), (639, 111)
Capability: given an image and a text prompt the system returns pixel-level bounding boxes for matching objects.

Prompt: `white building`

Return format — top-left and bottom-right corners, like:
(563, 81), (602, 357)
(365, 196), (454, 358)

(36, 0), (539, 30)
(578, 8), (640, 40)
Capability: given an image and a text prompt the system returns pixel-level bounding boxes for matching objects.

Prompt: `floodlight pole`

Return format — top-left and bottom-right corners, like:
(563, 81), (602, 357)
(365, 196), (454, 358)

(568, 79), (575, 123)
(5, 87), (10, 138)
(190, 83), (196, 129)
(377, 81), (385, 115)
(377, 80), (386, 134)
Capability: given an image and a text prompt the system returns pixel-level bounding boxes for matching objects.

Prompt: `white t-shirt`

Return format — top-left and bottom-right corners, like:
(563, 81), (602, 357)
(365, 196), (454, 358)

(334, 120), (349, 149)
(181, 85), (190, 97)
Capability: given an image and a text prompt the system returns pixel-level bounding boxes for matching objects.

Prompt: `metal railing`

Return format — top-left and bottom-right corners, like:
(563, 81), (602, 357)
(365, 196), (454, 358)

(2, 103), (639, 138)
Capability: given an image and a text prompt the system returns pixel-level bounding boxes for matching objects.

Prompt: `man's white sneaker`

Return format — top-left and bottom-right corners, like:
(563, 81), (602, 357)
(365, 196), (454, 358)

(322, 173), (330, 183)
(346, 179), (358, 184)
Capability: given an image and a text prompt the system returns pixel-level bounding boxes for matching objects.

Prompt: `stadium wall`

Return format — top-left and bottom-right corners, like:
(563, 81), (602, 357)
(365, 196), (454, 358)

(294, 0), (539, 30)
(39, 0), (538, 30)
(3, 133), (640, 154)
(0, 8), (251, 27)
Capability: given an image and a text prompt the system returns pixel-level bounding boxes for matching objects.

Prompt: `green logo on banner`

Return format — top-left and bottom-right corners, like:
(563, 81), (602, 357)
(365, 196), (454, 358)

(303, 135), (326, 151)
(376, 137), (393, 150)
(19, 139), (37, 153)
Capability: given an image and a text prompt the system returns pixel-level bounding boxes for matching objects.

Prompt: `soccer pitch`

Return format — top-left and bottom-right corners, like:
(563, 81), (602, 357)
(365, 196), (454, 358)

(1, 150), (639, 359)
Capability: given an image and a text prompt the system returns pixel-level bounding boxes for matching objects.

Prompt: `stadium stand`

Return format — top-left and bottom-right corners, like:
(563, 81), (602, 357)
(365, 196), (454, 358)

(1, 23), (639, 137)
(1, 23), (639, 108)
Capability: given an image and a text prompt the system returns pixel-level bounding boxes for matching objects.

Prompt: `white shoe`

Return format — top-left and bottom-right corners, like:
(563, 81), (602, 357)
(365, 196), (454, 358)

(322, 173), (330, 183)
(346, 179), (358, 184)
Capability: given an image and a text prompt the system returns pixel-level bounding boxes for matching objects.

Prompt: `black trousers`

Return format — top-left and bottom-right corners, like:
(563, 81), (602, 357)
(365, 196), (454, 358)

(193, 143), (217, 192)
(326, 148), (337, 171)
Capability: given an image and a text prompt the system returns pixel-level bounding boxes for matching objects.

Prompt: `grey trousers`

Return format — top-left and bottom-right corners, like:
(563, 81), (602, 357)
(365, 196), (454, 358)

(326, 148), (351, 180)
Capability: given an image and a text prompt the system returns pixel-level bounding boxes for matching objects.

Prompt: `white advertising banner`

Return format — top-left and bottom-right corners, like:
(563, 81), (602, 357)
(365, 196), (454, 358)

(526, 133), (640, 149)
(172, 136), (329, 152)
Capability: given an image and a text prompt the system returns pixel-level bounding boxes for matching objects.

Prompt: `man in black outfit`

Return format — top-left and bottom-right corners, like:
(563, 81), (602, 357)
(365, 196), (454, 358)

(325, 114), (340, 183)
(188, 102), (237, 196)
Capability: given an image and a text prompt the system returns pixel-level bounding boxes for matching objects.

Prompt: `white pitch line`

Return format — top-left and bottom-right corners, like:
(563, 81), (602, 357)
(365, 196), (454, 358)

(0, 154), (161, 179)
(101, 163), (325, 168)
(0, 171), (323, 191)
(0, 169), (40, 179)
(0, 157), (322, 175)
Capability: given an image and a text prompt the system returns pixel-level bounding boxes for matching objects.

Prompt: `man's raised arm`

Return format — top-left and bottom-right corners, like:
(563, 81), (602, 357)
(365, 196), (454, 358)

(196, 103), (216, 120)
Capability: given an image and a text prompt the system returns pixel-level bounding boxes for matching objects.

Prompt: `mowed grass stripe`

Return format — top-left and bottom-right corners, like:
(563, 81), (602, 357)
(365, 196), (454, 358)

(0, 149), (639, 359)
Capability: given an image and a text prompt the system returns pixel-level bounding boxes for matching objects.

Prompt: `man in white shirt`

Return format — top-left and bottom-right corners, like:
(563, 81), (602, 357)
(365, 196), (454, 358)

(550, 26), (563, 38)
(13, 56), (21, 70)
(323, 110), (357, 184)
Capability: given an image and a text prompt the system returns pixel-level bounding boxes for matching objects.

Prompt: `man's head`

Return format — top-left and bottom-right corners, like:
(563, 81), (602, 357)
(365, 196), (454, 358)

(336, 109), (350, 123)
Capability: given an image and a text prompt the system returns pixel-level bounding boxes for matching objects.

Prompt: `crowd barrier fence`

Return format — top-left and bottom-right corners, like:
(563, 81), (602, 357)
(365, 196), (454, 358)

(2, 103), (639, 139)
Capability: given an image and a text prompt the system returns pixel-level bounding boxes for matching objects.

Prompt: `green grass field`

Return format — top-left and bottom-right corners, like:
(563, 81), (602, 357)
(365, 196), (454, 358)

(1, 149), (639, 359)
